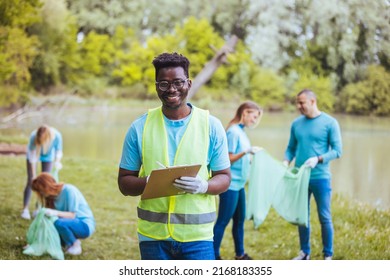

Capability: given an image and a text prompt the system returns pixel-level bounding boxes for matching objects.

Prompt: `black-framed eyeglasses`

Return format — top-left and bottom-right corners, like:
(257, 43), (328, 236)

(155, 79), (189, 91)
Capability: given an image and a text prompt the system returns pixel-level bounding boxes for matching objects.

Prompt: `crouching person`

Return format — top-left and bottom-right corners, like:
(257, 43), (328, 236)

(32, 173), (95, 255)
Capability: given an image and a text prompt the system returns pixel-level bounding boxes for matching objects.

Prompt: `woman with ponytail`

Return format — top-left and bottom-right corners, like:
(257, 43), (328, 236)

(213, 101), (263, 260)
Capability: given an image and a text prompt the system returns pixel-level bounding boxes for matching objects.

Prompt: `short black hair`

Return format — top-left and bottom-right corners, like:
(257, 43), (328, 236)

(152, 52), (190, 79)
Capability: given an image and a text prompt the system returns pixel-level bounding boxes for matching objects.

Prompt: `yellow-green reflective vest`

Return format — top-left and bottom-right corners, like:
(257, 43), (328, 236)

(137, 106), (216, 242)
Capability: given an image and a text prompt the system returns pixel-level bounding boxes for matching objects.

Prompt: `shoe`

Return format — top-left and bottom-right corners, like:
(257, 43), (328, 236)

(324, 256), (332, 260)
(21, 209), (31, 220)
(66, 240), (82, 255)
(292, 251), (310, 260)
(235, 253), (252, 260)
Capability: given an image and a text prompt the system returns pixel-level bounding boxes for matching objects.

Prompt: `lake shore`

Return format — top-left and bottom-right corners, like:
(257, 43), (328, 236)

(0, 142), (26, 155)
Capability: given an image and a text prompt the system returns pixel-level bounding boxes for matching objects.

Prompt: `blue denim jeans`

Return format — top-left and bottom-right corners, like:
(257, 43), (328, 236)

(54, 218), (90, 247)
(299, 179), (333, 257)
(213, 188), (246, 258)
(139, 241), (215, 260)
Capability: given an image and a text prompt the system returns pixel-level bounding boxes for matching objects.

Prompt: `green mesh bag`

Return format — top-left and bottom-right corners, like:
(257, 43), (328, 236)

(246, 149), (311, 228)
(50, 166), (59, 182)
(23, 208), (64, 260)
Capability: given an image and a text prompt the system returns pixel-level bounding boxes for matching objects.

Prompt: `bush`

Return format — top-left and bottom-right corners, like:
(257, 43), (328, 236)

(339, 65), (390, 116)
(249, 69), (286, 111)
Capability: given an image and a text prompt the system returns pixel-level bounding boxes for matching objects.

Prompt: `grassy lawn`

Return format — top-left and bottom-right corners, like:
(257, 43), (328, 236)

(0, 155), (389, 260)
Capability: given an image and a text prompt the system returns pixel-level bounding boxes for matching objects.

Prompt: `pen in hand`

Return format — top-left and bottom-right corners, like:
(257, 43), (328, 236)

(156, 161), (168, 169)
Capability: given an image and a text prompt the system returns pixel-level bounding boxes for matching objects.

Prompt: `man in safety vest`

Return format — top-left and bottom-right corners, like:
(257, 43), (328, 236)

(118, 52), (231, 260)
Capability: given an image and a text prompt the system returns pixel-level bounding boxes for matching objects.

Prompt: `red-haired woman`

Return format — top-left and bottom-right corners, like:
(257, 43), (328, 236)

(32, 173), (95, 255)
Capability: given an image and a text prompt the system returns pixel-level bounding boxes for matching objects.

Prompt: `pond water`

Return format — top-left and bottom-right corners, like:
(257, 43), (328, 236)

(2, 102), (389, 210)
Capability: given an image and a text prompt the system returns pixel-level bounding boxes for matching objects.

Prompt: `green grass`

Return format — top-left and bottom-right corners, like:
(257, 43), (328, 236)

(0, 132), (28, 145)
(0, 155), (389, 260)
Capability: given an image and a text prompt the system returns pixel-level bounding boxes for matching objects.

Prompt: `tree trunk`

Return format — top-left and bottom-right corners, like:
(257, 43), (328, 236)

(188, 35), (239, 100)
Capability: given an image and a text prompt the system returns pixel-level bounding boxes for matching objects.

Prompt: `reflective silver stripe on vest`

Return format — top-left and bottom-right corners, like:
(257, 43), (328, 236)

(137, 207), (216, 224)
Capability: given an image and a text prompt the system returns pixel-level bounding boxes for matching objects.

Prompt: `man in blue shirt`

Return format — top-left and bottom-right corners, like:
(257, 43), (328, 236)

(118, 52), (231, 260)
(284, 89), (342, 260)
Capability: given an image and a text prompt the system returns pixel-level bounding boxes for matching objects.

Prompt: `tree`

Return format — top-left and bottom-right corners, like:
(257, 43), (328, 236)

(302, 0), (390, 86)
(29, 0), (81, 90)
(0, 0), (42, 106)
(339, 65), (390, 116)
(245, 0), (302, 71)
(250, 68), (286, 111)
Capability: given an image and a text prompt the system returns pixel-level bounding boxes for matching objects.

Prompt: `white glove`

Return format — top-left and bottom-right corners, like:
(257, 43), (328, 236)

(173, 175), (208, 194)
(282, 160), (289, 167)
(27, 149), (38, 164)
(44, 208), (58, 217)
(54, 161), (63, 170)
(305, 156), (319, 168)
(246, 146), (262, 155)
(55, 150), (63, 161)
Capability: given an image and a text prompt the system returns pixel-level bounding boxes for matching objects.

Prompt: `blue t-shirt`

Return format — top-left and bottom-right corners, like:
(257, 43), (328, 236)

(27, 127), (62, 162)
(226, 124), (251, 191)
(119, 104), (230, 173)
(54, 184), (95, 235)
(284, 112), (342, 180)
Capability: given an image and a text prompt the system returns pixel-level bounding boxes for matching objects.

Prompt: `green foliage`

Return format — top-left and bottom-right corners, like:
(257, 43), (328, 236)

(0, 0), (42, 105)
(176, 17), (225, 76)
(0, 0), (42, 26)
(10, 0), (82, 91)
(57, 23), (83, 85)
(0, 85), (29, 107)
(339, 65), (390, 116)
(78, 31), (115, 76)
(109, 17), (234, 98)
(287, 43), (331, 77)
(300, 0), (390, 87)
(249, 68), (287, 111)
(1, 0), (389, 116)
(111, 27), (154, 91)
(0, 27), (39, 89)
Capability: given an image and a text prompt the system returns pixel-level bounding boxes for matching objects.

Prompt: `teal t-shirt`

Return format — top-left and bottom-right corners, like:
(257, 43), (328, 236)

(54, 184), (95, 235)
(27, 127), (62, 162)
(119, 103), (230, 172)
(226, 124), (251, 191)
(284, 112), (342, 180)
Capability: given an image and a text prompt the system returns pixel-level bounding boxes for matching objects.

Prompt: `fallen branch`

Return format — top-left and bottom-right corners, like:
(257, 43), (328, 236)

(188, 35), (239, 99)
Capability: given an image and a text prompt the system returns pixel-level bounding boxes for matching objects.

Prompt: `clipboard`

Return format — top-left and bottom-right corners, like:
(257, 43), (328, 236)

(141, 164), (202, 200)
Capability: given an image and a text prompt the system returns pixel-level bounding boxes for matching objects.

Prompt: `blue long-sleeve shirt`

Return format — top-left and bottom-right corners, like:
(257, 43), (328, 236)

(284, 112), (342, 180)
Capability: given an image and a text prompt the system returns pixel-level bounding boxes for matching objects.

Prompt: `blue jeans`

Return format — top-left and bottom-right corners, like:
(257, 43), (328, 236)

(299, 179), (333, 257)
(54, 218), (90, 247)
(139, 241), (215, 260)
(213, 188), (246, 258)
